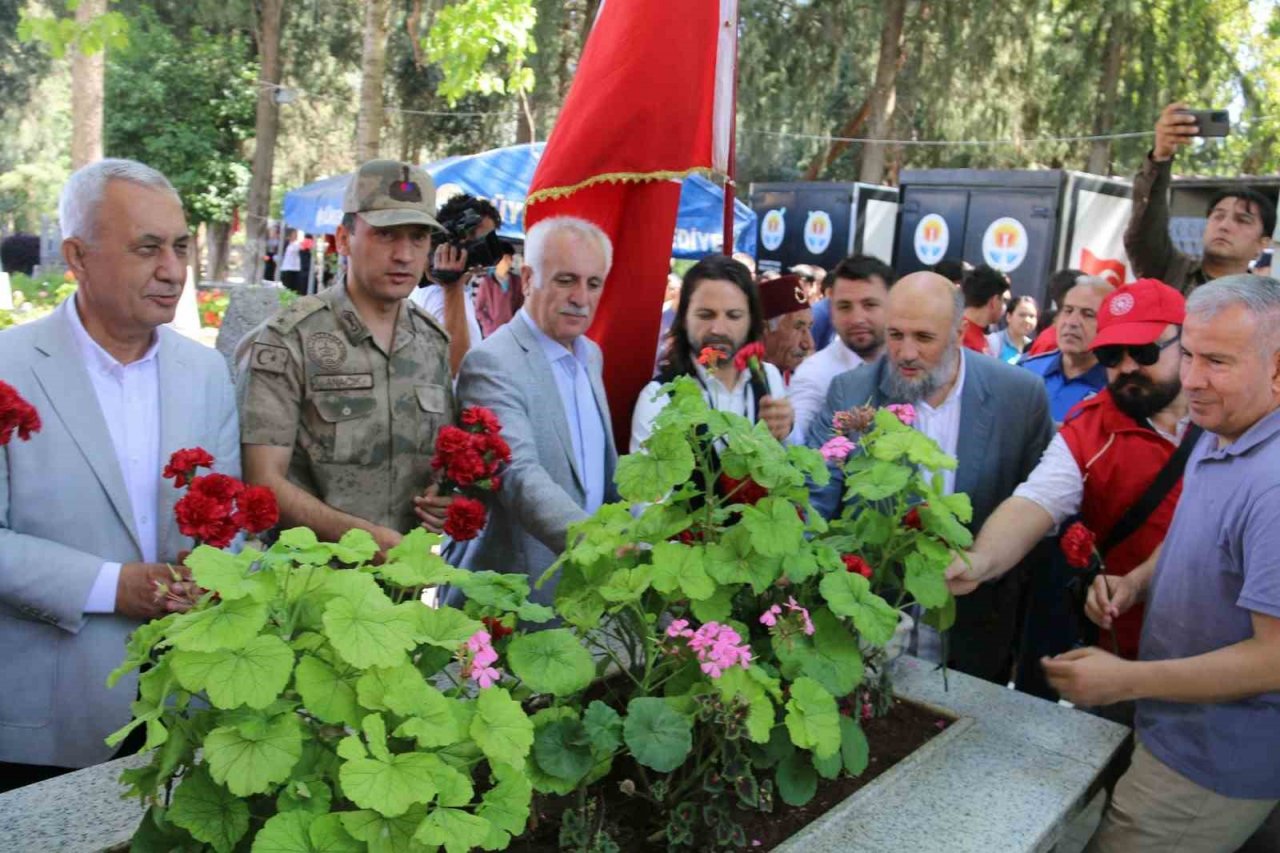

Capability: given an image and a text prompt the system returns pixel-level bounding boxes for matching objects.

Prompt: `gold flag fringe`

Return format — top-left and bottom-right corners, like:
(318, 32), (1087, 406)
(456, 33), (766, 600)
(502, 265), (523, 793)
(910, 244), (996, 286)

(525, 166), (727, 207)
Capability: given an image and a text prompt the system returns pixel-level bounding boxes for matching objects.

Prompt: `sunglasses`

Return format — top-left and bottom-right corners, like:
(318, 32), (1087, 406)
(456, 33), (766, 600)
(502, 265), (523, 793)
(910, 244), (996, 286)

(1094, 333), (1180, 368)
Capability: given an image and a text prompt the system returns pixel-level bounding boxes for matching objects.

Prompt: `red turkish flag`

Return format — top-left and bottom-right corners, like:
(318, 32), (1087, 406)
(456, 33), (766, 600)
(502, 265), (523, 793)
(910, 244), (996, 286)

(526, 0), (738, 444)
(1080, 247), (1128, 287)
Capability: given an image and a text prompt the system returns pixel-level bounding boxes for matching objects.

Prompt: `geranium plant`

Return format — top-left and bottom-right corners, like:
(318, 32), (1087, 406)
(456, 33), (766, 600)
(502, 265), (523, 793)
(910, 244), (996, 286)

(516, 377), (970, 849)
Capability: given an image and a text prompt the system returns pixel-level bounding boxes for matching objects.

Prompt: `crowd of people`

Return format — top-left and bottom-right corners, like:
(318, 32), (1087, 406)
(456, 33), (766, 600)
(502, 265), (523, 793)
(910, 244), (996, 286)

(0, 101), (1278, 853)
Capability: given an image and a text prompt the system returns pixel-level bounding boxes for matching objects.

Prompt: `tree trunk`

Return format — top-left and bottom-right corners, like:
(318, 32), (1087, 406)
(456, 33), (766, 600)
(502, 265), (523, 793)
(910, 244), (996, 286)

(803, 95), (872, 180)
(858, 0), (907, 185)
(208, 221), (232, 282)
(356, 0), (392, 162)
(70, 0), (106, 169)
(1086, 9), (1127, 176)
(243, 0), (286, 285)
(191, 225), (202, 285)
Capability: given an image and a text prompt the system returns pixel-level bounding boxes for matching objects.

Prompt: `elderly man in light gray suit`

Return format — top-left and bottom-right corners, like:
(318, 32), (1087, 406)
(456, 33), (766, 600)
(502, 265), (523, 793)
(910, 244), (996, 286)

(807, 271), (1053, 685)
(0, 160), (239, 787)
(453, 216), (617, 605)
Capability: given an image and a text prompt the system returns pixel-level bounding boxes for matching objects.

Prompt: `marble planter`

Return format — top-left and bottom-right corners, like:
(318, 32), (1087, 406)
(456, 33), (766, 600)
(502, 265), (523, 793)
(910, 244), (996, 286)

(0, 656), (1127, 852)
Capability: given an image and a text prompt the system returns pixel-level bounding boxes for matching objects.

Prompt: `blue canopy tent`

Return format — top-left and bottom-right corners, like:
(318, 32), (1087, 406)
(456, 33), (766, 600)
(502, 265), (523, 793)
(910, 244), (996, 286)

(281, 143), (756, 259)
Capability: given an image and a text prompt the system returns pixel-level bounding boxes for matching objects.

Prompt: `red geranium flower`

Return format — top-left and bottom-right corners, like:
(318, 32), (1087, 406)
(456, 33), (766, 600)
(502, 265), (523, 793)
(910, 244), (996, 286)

(842, 554), (874, 579)
(482, 616), (513, 639)
(233, 485), (279, 534)
(435, 425), (473, 456)
(190, 473), (245, 503)
(446, 448), (488, 487)
(481, 433), (512, 465)
(175, 490), (234, 546)
(717, 473), (769, 506)
(732, 341), (767, 374)
(697, 347), (725, 369)
(461, 406), (501, 435)
(163, 447), (215, 488)
(0, 381), (41, 445)
(1060, 522), (1097, 570)
(903, 506), (924, 530)
(444, 496), (487, 541)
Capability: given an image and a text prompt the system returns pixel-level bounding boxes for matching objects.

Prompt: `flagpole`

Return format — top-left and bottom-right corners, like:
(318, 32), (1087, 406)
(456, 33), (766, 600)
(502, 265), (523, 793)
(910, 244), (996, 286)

(722, 7), (739, 256)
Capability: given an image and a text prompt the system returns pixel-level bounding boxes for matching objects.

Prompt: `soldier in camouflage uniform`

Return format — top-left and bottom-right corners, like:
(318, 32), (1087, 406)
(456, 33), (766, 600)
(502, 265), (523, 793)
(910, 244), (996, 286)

(238, 160), (455, 553)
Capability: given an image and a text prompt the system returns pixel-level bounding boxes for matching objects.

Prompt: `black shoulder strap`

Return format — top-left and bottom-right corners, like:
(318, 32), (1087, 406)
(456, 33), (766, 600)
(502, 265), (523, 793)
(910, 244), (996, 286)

(1100, 423), (1203, 555)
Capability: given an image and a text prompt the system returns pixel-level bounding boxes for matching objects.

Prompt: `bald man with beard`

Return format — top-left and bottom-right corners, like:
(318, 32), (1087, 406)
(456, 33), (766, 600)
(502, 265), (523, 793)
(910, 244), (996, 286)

(807, 272), (1054, 685)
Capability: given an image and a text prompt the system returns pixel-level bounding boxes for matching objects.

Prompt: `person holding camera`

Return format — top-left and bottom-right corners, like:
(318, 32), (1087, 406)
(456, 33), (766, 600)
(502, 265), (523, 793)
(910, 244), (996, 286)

(1125, 102), (1274, 294)
(410, 193), (503, 376)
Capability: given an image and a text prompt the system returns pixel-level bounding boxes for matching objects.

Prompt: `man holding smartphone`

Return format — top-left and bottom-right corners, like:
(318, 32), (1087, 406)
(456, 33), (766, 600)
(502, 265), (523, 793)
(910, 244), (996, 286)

(1124, 102), (1275, 294)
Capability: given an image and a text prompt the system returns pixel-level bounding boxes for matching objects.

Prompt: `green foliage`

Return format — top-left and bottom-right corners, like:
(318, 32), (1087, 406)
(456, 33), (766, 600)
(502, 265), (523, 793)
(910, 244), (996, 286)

(18, 4), (129, 60)
(424, 0), (537, 106)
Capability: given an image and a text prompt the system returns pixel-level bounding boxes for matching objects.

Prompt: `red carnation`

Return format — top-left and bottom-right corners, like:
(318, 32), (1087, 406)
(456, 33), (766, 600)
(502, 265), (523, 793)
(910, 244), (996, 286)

(175, 491), (234, 546)
(842, 554), (874, 579)
(461, 406), (501, 435)
(0, 381), (41, 445)
(732, 341), (767, 374)
(190, 473), (245, 503)
(446, 448), (488, 487)
(1060, 522), (1097, 570)
(233, 485), (279, 534)
(444, 496), (487, 541)
(903, 506), (924, 531)
(435, 425), (473, 456)
(481, 433), (512, 465)
(482, 616), (514, 640)
(163, 447), (215, 488)
(718, 473), (769, 506)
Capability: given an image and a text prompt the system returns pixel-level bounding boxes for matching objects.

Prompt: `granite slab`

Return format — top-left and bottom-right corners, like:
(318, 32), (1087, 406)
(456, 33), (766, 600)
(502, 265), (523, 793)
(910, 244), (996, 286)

(0, 753), (148, 853)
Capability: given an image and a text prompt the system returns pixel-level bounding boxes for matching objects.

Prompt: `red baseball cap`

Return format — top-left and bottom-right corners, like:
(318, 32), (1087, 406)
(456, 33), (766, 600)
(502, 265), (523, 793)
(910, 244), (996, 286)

(1090, 278), (1186, 349)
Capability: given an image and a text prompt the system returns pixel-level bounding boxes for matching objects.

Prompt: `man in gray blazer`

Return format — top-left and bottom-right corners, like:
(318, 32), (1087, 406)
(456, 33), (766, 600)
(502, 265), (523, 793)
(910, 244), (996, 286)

(453, 216), (618, 605)
(807, 271), (1053, 684)
(0, 160), (239, 785)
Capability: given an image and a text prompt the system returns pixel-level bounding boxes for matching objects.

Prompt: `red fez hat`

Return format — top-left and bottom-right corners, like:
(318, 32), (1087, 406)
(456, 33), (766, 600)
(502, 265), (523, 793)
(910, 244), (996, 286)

(758, 274), (810, 320)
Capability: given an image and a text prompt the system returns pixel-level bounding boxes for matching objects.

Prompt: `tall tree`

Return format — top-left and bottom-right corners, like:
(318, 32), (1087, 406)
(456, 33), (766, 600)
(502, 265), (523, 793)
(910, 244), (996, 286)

(858, 0), (908, 184)
(356, 0), (392, 161)
(243, 0), (286, 284)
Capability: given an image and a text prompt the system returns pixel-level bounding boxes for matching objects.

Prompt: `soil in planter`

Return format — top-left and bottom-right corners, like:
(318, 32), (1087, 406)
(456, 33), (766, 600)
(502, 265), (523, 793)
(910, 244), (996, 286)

(511, 697), (949, 852)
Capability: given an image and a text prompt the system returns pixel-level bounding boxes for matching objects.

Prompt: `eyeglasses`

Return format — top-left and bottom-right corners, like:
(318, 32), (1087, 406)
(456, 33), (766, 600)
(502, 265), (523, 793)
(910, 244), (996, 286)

(1094, 333), (1181, 368)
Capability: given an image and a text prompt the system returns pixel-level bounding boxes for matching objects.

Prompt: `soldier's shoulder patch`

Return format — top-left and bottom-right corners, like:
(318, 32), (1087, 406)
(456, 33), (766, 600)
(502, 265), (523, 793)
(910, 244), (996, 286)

(250, 342), (291, 374)
(267, 295), (327, 334)
(406, 300), (451, 343)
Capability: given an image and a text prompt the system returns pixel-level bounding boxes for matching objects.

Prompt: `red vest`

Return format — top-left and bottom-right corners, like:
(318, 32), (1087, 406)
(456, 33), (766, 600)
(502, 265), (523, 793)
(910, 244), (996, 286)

(1059, 390), (1184, 659)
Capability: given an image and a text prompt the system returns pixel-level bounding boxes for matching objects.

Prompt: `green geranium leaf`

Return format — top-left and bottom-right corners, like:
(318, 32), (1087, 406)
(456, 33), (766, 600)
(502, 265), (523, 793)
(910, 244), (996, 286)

(355, 662), (411, 712)
(517, 601), (557, 623)
(597, 565), (653, 604)
(413, 808), (493, 853)
(714, 667), (774, 744)
(839, 715), (869, 776)
(168, 766), (249, 853)
(920, 501), (974, 548)
(323, 593), (416, 669)
(690, 585), (735, 623)
(249, 810), (309, 853)
(380, 529), (466, 588)
(276, 778), (333, 816)
(649, 541), (715, 600)
(383, 680), (460, 746)
(171, 634), (294, 710)
(922, 595), (957, 633)
(507, 629), (594, 697)
(453, 571), (534, 611)
(818, 572), (901, 647)
(339, 752), (442, 817)
(582, 701), (623, 755)
(186, 546), (264, 601)
(779, 608), (864, 697)
(471, 687), (535, 766)
(336, 735), (366, 761)
(477, 770), (533, 840)
(340, 809), (431, 853)
(330, 529), (379, 564)
(870, 419), (956, 471)
(293, 655), (360, 727)
(108, 612), (178, 687)
(204, 712), (303, 796)
(787, 443), (831, 486)
(533, 718), (594, 783)
(615, 428), (695, 502)
(813, 748), (842, 780)
(309, 814), (362, 853)
(623, 697), (693, 772)
(555, 580), (605, 630)
(784, 677), (840, 760)
(705, 526), (782, 594)
(426, 759), (475, 808)
(776, 750), (818, 806)
(273, 527), (331, 560)
(414, 605), (482, 650)
(851, 508), (894, 547)
(523, 710), (580, 795)
(905, 551), (951, 609)
(362, 713), (391, 762)
(844, 459), (912, 501)
(167, 597), (268, 652)
(741, 497), (805, 558)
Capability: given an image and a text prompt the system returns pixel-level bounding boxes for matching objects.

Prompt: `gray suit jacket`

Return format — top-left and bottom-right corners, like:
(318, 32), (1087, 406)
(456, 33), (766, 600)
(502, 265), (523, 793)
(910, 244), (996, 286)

(453, 316), (618, 605)
(0, 307), (240, 767)
(806, 350), (1053, 682)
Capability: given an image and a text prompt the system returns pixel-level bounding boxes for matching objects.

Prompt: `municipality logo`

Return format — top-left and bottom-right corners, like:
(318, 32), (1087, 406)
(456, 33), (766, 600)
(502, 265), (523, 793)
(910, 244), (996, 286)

(803, 211), (833, 255)
(982, 217), (1029, 272)
(761, 209), (786, 252)
(913, 214), (949, 264)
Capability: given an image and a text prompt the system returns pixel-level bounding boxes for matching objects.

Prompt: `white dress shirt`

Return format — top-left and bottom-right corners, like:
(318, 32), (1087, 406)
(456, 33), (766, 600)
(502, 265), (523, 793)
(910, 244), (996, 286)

(790, 337), (866, 440)
(64, 297), (161, 613)
(911, 353), (966, 497)
(630, 359), (788, 454)
(411, 282), (483, 352)
(1013, 416), (1188, 529)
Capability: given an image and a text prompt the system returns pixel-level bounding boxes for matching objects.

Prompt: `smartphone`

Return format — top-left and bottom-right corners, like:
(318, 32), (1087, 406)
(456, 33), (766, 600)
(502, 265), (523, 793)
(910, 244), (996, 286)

(1182, 108), (1231, 138)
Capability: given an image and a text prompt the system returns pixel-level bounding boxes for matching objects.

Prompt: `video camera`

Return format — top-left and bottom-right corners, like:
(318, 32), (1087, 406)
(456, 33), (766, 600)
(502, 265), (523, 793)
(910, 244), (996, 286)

(428, 205), (505, 284)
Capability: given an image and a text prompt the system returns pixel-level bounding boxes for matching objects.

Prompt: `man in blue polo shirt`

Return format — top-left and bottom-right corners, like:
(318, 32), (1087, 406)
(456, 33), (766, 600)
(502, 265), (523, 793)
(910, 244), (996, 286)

(1044, 274), (1280, 852)
(1020, 276), (1112, 423)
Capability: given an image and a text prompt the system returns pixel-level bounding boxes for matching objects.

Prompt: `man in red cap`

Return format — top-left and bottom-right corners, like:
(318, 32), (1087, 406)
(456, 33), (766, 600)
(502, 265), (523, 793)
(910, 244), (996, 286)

(945, 279), (1193, 699)
(759, 274), (815, 381)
